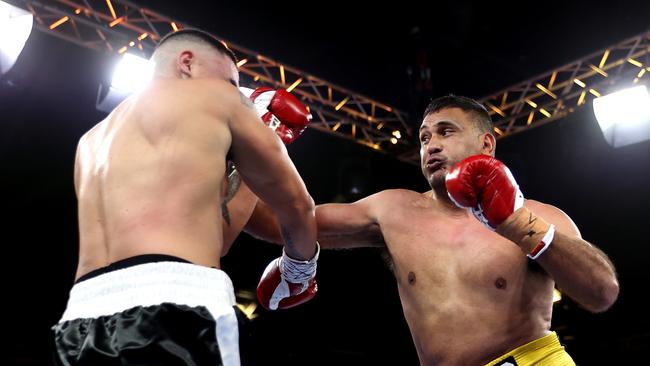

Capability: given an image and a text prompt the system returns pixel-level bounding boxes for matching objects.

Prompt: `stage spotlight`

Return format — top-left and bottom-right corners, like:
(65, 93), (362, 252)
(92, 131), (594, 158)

(592, 85), (650, 147)
(96, 53), (153, 113)
(0, 1), (33, 76)
(111, 53), (153, 93)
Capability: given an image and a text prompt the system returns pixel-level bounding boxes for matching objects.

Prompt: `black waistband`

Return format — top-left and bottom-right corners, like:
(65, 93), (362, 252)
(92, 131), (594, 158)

(75, 254), (193, 284)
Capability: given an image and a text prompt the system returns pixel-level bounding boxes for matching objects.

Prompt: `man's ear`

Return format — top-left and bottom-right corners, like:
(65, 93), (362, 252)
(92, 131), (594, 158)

(480, 132), (496, 156)
(177, 51), (194, 78)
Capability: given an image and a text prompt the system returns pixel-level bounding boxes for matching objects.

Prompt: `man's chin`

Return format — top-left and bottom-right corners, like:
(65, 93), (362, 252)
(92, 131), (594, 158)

(427, 171), (447, 189)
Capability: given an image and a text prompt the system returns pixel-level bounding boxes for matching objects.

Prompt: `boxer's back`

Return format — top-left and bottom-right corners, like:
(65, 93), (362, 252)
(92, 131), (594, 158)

(74, 79), (232, 279)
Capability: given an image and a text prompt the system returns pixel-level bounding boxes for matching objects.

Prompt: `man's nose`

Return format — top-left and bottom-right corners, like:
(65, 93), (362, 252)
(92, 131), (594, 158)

(426, 140), (442, 155)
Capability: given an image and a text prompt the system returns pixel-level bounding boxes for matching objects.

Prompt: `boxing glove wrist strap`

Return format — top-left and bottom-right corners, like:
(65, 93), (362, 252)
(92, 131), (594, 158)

(280, 243), (320, 283)
(496, 207), (555, 260)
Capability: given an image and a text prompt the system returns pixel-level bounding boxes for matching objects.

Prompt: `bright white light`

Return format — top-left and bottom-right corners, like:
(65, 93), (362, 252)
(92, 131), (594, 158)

(111, 53), (154, 93)
(0, 1), (33, 75)
(592, 85), (650, 147)
(593, 85), (650, 131)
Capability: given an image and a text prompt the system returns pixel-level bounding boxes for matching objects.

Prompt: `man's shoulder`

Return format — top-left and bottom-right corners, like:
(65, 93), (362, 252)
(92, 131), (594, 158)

(524, 199), (581, 237)
(79, 119), (106, 146)
(364, 188), (428, 206)
(376, 188), (429, 198)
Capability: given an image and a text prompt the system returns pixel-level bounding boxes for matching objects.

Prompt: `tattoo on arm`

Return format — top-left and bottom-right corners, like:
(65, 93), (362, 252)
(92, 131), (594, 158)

(221, 162), (240, 227)
(222, 203), (231, 226)
(223, 162), (241, 204)
(280, 226), (294, 250)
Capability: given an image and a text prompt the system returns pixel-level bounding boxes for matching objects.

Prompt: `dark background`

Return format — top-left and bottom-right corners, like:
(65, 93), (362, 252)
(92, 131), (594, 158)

(2, 0), (649, 364)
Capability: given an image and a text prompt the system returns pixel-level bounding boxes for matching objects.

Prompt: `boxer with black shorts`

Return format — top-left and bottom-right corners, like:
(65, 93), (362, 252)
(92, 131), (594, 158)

(53, 29), (319, 366)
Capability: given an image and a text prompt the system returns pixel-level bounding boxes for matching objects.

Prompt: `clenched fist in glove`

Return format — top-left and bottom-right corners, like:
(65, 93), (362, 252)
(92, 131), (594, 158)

(240, 86), (312, 144)
(445, 155), (556, 259)
(257, 244), (320, 310)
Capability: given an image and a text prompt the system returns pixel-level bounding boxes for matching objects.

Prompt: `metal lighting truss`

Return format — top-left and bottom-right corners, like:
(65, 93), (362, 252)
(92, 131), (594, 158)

(11, 0), (415, 161)
(478, 31), (650, 139)
(9, 0), (650, 163)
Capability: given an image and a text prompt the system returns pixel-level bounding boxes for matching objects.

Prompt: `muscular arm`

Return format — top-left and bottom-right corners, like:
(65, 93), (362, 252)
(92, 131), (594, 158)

(530, 202), (619, 313)
(315, 199), (385, 247)
(225, 86), (316, 260)
(244, 193), (385, 248)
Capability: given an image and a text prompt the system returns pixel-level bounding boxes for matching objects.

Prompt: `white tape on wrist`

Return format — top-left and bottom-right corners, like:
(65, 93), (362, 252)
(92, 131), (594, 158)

(527, 224), (555, 260)
(280, 243), (320, 283)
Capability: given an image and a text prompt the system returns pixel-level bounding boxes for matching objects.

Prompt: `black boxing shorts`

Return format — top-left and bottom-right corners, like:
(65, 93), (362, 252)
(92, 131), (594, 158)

(52, 254), (244, 366)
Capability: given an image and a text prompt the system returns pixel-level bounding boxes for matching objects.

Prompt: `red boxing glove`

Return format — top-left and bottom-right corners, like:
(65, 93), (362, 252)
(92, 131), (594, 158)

(445, 155), (524, 229)
(248, 87), (312, 144)
(446, 155), (555, 260)
(257, 244), (320, 310)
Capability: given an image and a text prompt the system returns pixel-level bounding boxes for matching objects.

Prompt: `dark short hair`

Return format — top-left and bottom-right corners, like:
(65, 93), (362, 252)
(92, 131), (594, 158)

(155, 28), (237, 64)
(423, 95), (493, 135)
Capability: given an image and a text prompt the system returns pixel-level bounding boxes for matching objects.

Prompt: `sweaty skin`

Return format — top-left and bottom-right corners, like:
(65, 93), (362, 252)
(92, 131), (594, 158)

(75, 79), (231, 278)
(237, 106), (617, 365)
(74, 74), (315, 280)
(338, 189), (561, 365)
